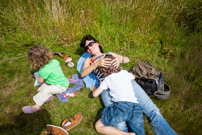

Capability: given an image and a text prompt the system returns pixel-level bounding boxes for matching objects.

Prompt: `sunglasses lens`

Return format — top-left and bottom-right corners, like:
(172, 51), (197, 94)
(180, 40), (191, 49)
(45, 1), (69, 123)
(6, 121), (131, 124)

(85, 42), (94, 50)
(88, 42), (94, 47)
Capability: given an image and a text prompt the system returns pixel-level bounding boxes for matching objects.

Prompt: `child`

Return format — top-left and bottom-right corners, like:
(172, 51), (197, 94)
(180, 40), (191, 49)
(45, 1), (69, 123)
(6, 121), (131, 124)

(22, 45), (69, 113)
(92, 54), (145, 135)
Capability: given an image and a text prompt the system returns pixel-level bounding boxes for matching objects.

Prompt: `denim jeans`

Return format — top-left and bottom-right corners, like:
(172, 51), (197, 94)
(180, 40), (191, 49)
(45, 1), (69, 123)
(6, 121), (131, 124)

(100, 80), (177, 135)
(101, 101), (145, 135)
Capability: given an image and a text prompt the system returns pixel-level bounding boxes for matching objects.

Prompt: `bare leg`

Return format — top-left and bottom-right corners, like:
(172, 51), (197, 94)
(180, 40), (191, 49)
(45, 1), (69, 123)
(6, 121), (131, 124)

(95, 119), (135, 135)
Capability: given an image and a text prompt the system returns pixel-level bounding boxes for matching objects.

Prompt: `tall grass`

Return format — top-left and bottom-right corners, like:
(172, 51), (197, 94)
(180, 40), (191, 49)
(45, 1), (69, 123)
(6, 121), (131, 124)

(0, 0), (202, 134)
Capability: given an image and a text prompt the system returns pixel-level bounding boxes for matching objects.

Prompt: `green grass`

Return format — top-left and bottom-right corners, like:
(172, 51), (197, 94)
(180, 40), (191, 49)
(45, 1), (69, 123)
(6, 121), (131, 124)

(0, 0), (202, 134)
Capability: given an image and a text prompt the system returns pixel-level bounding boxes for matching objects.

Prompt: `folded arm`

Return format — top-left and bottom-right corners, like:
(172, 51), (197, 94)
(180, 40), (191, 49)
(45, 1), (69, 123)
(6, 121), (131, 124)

(80, 56), (111, 77)
(80, 52), (130, 77)
(80, 57), (99, 77)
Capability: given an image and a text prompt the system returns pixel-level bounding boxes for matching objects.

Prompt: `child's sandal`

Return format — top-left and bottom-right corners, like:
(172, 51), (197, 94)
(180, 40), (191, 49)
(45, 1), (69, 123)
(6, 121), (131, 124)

(22, 106), (40, 114)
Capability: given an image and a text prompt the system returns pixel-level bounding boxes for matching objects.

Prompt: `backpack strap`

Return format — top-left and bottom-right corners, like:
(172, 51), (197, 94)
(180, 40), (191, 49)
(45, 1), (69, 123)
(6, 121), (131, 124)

(154, 83), (170, 100)
(154, 71), (170, 100)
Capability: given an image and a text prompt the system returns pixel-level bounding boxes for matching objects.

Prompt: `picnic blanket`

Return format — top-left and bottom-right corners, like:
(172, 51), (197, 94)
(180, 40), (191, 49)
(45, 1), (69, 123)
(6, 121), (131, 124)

(56, 74), (83, 102)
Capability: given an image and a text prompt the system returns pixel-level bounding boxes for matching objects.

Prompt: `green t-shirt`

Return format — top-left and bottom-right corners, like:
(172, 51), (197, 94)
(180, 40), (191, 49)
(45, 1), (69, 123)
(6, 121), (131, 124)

(39, 59), (69, 87)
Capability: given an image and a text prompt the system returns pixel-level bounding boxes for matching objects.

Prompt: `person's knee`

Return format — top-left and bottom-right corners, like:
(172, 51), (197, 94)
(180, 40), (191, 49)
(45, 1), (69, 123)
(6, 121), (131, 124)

(95, 119), (103, 133)
(94, 122), (100, 132)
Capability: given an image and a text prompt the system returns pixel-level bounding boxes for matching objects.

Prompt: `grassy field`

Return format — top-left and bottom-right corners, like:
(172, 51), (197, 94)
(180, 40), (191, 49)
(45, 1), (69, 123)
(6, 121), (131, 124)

(0, 0), (202, 134)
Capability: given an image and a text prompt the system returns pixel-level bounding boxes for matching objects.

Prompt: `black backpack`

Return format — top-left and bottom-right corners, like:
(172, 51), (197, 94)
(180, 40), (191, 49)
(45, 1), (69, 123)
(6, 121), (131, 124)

(130, 62), (170, 100)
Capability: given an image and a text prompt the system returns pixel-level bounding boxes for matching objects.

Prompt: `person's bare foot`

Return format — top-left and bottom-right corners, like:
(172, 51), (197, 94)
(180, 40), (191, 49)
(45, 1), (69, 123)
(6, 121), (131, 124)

(31, 104), (40, 110)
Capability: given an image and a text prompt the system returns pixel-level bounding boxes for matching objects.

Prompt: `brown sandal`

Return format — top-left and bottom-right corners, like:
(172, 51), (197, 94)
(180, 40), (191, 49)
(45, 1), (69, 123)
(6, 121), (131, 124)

(64, 55), (74, 67)
(52, 52), (74, 67)
(45, 124), (69, 135)
(62, 113), (83, 131)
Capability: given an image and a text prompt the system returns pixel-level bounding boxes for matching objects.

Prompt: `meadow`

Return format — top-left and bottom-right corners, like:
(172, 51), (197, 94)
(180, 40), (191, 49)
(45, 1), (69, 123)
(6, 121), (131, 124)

(0, 0), (202, 134)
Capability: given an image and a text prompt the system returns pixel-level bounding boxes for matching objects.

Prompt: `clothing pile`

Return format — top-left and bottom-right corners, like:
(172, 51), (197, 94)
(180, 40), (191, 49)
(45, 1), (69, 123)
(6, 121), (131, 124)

(56, 74), (83, 102)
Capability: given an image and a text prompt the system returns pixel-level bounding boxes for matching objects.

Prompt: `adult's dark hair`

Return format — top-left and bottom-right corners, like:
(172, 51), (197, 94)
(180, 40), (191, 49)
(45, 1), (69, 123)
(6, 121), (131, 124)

(80, 35), (104, 53)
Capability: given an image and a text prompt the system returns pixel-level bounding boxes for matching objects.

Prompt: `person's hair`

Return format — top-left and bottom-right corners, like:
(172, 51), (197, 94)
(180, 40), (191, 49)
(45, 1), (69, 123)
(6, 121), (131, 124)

(80, 34), (104, 53)
(98, 54), (121, 76)
(28, 45), (52, 70)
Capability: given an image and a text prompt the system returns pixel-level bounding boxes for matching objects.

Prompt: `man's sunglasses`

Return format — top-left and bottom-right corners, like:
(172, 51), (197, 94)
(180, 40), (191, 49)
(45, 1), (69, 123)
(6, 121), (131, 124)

(84, 42), (95, 50)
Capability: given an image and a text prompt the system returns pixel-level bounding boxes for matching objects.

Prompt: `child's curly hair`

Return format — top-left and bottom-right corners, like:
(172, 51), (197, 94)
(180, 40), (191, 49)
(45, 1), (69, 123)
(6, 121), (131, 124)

(28, 45), (53, 70)
(97, 54), (121, 75)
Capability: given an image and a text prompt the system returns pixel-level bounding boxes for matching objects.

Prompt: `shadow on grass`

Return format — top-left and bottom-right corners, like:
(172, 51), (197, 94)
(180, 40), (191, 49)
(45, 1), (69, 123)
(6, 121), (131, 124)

(87, 91), (105, 128)
(75, 47), (86, 56)
(93, 108), (103, 126)
(0, 109), (51, 135)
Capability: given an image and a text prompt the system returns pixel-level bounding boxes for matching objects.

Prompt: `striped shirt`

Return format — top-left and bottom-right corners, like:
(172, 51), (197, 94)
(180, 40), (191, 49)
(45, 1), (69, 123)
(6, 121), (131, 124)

(90, 55), (105, 84)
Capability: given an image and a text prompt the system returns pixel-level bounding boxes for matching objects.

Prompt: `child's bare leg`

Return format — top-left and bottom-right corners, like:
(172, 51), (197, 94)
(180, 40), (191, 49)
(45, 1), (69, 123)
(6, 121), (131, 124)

(95, 119), (135, 135)
(31, 104), (40, 110)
